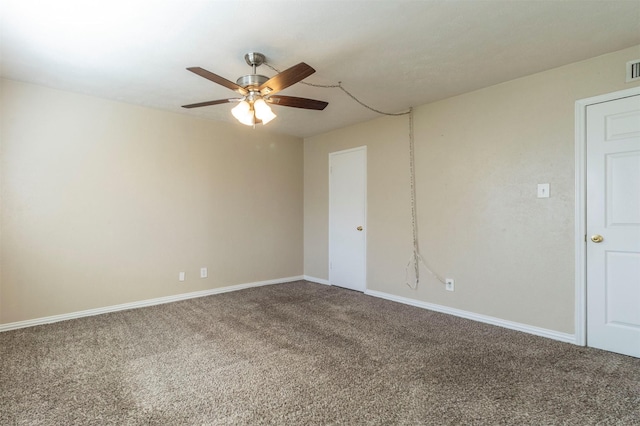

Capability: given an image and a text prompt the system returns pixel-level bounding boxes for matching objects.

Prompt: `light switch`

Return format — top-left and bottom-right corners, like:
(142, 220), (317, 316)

(537, 183), (550, 198)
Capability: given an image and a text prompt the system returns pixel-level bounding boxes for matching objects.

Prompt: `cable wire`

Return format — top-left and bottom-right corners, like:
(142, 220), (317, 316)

(264, 62), (409, 116)
(264, 61), (443, 289)
(405, 108), (445, 289)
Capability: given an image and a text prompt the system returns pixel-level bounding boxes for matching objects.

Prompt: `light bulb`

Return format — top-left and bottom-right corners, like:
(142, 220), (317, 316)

(253, 98), (277, 125)
(231, 100), (254, 126)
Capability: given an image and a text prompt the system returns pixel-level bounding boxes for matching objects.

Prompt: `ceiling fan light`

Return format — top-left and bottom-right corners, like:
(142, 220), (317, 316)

(257, 109), (276, 125)
(253, 98), (277, 125)
(231, 100), (254, 126)
(238, 114), (255, 126)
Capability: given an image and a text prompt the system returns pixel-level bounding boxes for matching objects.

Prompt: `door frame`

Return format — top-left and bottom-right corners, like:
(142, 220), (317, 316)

(328, 145), (367, 291)
(574, 86), (640, 346)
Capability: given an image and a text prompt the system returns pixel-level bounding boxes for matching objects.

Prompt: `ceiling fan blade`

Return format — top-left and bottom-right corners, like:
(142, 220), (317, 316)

(187, 67), (248, 95)
(267, 95), (328, 110)
(259, 63), (315, 95)
(182, 98), (240, 109)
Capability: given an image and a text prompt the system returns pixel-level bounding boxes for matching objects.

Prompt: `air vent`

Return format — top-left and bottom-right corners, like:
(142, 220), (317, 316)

(627, 59), (640, 82)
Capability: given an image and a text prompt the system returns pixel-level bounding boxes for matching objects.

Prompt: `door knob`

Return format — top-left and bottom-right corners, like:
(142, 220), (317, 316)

(590, 234), (604, 243)
(357, 226), (363, 231)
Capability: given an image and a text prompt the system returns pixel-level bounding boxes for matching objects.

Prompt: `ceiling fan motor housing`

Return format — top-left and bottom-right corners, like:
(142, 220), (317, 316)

(236, 74), (269, 89)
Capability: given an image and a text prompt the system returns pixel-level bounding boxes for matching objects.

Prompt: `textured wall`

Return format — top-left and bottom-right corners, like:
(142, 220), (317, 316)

(304, 45), (640, 334)
(0, 80), (303, 324)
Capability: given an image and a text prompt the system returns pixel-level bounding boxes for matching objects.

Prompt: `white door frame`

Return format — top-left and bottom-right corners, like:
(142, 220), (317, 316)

(328, 145), (367, 291)
(574, 86), (640, 346)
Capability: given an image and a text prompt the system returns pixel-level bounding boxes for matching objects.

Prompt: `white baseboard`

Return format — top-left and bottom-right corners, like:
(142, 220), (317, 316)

(303, 275), (330, 285)
(0, 275), (304, 332)
(364, 289), (576, 345)
(1, 277), (576, 346)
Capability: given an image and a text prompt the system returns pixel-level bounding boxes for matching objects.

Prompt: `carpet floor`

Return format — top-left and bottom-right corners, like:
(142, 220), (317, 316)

(1, 281), (639, 425)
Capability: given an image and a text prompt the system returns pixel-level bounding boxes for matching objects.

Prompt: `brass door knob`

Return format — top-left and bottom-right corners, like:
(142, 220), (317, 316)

(357, 226), (363, 231)
(591, 234), (604, 243)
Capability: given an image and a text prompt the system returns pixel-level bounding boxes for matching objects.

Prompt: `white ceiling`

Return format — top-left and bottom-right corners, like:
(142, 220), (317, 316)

(2, 0), (639, 138)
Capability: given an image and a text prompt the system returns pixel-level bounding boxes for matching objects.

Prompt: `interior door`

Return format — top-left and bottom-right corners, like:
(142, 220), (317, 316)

(586, 95), (640, 358)
(329, 146), (366, 292)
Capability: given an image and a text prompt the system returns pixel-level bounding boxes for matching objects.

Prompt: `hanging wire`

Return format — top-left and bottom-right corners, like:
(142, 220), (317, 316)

(264, 62), (409, 116)
(264, 61), (444, 289)
(406, 107), (421, 289)
(405, 108), (446, 289)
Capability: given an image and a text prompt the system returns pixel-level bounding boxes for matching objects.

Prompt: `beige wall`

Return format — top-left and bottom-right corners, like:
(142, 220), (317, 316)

(1, 79), (303, 324)
(2, 44), (639, 331)
(304, 45), (640, 334)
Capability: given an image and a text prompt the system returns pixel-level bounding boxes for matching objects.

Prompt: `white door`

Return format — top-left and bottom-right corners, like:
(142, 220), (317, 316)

(329, 147), (366, 292)
(586, 95), (640, 358)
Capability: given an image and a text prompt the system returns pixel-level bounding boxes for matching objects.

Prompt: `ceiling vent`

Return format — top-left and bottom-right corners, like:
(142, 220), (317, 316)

(627, 59), (640, 82)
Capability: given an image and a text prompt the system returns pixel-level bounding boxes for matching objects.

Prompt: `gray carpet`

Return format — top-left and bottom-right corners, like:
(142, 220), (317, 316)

(1, 281), (639, 425)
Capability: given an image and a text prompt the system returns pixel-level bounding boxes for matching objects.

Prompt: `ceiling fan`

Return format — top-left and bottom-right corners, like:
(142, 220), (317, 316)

(182, 52), (328, 126)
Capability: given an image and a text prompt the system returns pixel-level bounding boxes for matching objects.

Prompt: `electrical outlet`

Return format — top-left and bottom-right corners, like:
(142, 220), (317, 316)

(179, 272), (185, 282)
(200, 267), (208, 278)
(445, 278), (454, 292)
